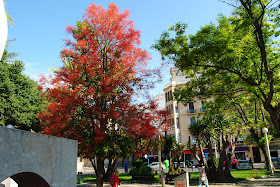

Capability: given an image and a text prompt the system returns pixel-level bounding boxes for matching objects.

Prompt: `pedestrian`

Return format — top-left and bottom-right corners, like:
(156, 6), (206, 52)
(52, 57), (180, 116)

(198, 160), (209, 187)
(232, 157), (237, 169)
(109, 170), (120, 187)
(249, 158), (254, 169)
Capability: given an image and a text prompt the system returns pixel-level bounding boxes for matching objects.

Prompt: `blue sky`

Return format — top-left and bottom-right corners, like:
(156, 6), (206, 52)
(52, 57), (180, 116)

(5, 0), (233, 97)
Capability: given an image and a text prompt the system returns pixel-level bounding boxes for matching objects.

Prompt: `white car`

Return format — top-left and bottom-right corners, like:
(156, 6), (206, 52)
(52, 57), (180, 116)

(149, 162), (166, 171)
(236, 160), (252, 170)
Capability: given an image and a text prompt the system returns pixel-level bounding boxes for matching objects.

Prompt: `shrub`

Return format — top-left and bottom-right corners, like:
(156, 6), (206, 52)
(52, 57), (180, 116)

(139, 165), (152, 175)
(132, 158), (144, 169)
(128, 167), (138, 175)
(168, 166), (176, 175)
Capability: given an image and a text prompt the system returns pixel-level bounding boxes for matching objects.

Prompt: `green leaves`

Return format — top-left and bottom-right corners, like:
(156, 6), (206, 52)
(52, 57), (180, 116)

(0, 55), (43, 131)
(154, 0), (280, 135)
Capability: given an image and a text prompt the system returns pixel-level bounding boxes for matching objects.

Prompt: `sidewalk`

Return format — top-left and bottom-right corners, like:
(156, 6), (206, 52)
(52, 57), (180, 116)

(77, 172), (280, 187)
(237, 172), (280, 186)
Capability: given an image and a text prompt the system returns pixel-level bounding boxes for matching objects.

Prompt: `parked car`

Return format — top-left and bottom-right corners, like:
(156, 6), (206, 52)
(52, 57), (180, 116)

(149, 162), (166, 171)
(236, 160), (252, 170)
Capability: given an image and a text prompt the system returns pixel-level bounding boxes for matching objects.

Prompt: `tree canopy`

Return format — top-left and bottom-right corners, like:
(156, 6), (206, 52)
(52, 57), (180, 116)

(38, 3), (164, 187)
(0, 49), (43, 132)
(153, 0), (280, 136)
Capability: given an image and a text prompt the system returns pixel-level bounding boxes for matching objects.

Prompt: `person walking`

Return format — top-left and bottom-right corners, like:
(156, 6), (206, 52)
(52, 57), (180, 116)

(109, 170), (120, 187)
(198, 160), (209, 187)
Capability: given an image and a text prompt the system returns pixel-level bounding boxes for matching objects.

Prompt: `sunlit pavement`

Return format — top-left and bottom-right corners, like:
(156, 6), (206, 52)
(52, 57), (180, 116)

(77, 163), (280, 187)
(77, 173), (280, 187)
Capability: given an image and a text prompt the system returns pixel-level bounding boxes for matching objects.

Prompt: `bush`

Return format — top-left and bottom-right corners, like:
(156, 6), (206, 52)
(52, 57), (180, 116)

(139, 165), (152, 175)
(168, 166), (176, 175)
(214, 157), (219, 169)
(129, 167), (138, 175)
(132, 158), (144, 169)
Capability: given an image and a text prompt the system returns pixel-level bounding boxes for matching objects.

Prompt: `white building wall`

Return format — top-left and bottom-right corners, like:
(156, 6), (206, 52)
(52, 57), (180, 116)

(164, 67), (207, 146)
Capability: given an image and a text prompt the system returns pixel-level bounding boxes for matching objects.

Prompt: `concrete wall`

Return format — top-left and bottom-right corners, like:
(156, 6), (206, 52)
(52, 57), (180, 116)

(0, 126), (77, 187)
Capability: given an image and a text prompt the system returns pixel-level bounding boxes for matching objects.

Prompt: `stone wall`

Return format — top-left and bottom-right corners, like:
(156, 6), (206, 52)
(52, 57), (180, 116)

(0, 126), (77, 187)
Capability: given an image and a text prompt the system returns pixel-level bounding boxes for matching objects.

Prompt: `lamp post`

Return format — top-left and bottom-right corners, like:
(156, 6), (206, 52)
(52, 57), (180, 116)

(262, 127), (274, 174)
(0, 0), (8, 59)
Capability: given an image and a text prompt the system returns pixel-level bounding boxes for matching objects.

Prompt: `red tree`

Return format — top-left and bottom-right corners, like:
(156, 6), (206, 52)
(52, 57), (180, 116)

(38, 3), (164, 186)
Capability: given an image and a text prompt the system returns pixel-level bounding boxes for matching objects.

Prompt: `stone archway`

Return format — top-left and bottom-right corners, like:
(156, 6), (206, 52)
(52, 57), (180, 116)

(11, 172), (50, 187)
(2, 172), (50, 187)
(0, 126), (78, 187)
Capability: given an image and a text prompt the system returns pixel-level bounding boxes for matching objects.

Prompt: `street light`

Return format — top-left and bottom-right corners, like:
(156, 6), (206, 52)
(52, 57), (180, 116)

(262, 127), (274, 174)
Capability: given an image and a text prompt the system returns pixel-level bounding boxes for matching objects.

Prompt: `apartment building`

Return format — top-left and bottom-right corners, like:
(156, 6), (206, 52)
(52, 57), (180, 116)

(163, 67), (206, 145)
(163, 67), (280, 163)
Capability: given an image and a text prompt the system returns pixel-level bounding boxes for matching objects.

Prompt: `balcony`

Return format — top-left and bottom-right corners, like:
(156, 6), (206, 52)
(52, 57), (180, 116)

(187, 109), (196, 114)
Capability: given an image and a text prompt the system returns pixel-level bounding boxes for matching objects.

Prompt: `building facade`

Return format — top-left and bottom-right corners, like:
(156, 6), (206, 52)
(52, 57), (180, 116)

(163, 67), (280, 163)
(163, 67), (206, 146)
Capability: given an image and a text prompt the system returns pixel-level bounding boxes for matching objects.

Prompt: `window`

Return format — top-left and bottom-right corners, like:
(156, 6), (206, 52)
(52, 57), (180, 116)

(171, 118), (174, 128)
(165, 90), (173, 102)
(177, 133), (181, 143)
(190, 135), (196, 145)
(175, 103), (179, 113)
(167, 118), (175, 130)
(188, 102), (195, 113)
(166, 104), (174, 115)
(201, 101), (206, 112)
(190, 117), (196, 124)
(176, 117), (180, 129)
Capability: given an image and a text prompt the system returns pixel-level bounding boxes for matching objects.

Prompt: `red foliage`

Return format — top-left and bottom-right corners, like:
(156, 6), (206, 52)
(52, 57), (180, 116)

(38, 3), (165, 158)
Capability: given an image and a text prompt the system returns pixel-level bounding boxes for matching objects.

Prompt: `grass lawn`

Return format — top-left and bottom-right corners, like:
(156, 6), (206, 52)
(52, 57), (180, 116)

(231, 169), (270, 182)
(188, 169), (269, 183)
(77, 173), (132, 184)
(78, 169), (270, 184)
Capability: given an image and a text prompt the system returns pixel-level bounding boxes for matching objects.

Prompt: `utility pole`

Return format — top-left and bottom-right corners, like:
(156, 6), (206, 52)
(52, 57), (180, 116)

(263, 127), (274, 174)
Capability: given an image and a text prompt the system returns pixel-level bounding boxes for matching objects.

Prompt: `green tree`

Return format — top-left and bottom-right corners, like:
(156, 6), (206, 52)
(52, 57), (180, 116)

(162, 135), (184, 173)
(153, 0), (280, 136)
(189, 115), (238, 182)
(0, 49), (43, 132)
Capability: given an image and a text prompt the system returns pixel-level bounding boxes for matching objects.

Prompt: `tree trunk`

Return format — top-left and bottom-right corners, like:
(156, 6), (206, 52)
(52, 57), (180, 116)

(96, 157), (105, 187)
(224, 152), (234, 181)
(105, 158), (117, 182)
(216, 147), (226, 182)
(90, 157), (97, 172)
(263, 98), (280, 135)
(168, 151), (174, 172)
(206, 142), (217, 181)
(122, 158), (125, 167)
(215, 138), (234, 183)
(197, 137), (208, 169)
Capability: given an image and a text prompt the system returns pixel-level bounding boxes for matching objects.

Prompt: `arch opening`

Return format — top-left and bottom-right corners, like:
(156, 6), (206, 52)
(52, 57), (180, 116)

(1, 172), (50, 187)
